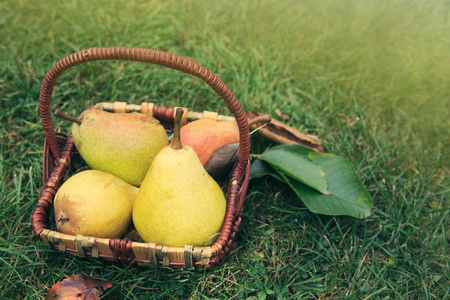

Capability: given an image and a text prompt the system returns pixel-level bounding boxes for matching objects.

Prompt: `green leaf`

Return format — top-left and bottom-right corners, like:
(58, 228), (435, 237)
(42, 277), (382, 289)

(249, 158), (284, 182)
(276, 154), (372, 218)
(265, 289), (276, 295)
(258, 291), (267, 300)
(259, 145), (329, 194)
(255, 144), (373, 218)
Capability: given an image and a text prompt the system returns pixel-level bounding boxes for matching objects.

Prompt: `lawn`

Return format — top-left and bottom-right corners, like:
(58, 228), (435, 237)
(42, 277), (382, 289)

(1, 0), (449, 299)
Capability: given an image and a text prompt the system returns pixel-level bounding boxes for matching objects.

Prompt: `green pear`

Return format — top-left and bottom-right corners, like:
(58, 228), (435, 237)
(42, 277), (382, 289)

(56, 108), (169, 186)
(54, 170), (138, 238)
(133, 108), (226, 247)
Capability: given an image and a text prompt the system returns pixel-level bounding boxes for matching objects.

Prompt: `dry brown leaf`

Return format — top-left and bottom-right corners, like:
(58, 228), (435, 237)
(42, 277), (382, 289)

(247, 110), (324, 152)
(45, 274), (112, 300)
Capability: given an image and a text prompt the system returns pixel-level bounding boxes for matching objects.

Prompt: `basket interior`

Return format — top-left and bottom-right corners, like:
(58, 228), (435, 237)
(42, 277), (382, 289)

(37, 112), (248, 268)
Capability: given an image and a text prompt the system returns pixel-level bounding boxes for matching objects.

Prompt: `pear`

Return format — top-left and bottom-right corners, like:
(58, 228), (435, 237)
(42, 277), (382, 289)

(180, 119), (240, 166)
(179, 119), (240, 178)
(179, 114), (271, 178)
(133, 108), (227, 247)
(54, 170), (138, 238)
(54, 108), (169, 186)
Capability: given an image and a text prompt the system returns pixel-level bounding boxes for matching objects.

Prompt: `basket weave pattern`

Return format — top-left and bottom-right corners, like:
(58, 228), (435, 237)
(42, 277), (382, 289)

(32, 47), (251, 268)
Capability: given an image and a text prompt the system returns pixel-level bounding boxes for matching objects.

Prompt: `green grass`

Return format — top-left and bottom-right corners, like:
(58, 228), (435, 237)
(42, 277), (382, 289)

(1, 0), (449, 298)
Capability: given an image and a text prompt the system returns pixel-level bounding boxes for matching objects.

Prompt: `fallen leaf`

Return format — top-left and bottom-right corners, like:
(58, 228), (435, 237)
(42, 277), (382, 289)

(247, 110), (324, 152)
(45, 274), (112, 300)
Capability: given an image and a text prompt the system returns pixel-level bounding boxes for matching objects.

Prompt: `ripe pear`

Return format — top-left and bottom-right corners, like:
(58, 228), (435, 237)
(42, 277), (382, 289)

(55, 108), (169, 186)
(54, 170), (138, 238)
(179, 115), (271, 178)
(133, 108), (227, 247)
(180, 119), (240, 166)
(180, 119), (240, 178)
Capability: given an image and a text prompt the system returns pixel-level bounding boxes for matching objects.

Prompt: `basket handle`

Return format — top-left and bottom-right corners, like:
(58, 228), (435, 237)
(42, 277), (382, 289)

(39, 47), (250, 176)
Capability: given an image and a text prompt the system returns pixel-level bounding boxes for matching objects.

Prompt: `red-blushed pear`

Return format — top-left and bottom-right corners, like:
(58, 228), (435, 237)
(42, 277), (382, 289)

(133, 108), (226, 247)
(179, 115), (271, 177)
(180, 119), (240, 165)
(179, 119), (239, 177)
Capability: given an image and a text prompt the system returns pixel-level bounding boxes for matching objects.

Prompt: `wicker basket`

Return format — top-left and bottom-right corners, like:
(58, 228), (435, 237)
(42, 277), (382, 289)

(32, 47), (251, 268)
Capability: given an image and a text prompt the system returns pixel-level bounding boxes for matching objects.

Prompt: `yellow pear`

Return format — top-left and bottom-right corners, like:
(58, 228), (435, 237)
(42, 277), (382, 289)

(55, 108), (169, 186)
(133, 109), (226, 247)
(54, 170), (138, 238)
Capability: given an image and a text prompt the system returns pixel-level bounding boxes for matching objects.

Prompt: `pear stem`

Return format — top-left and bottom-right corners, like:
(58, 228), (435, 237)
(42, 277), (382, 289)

(172, 108), (184, 150)
(54, 109), (82, 125)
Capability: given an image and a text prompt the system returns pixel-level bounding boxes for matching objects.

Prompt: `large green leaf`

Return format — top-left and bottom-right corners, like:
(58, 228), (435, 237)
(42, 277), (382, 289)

(259, 145), (329, 194)
(254, 145), (373, 218)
